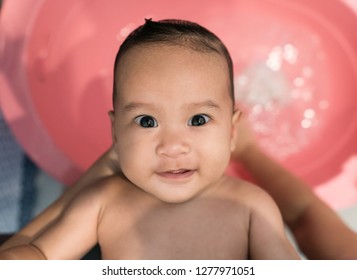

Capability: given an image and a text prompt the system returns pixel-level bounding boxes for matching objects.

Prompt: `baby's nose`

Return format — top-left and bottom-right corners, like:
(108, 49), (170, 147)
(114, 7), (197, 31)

(155, 131), (191, 158)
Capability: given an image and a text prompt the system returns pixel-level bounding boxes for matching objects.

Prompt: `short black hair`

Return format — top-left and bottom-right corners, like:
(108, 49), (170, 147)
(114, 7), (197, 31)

(112, 18), (234, 109)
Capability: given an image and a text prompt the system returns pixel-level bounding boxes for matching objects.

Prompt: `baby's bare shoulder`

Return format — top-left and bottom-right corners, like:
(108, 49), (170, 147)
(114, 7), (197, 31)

(72, 175), (134, 206)
(222, 176), (264, 195)
(222, 176), (276, 208)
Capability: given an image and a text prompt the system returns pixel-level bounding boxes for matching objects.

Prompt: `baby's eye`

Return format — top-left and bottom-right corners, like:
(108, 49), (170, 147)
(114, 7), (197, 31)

(134, 115), (158, 128)
(188, 114), (211, 126)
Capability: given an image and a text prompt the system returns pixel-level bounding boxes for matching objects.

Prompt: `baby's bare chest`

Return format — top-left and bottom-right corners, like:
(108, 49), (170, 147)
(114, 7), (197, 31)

(98, 198), (250, 259)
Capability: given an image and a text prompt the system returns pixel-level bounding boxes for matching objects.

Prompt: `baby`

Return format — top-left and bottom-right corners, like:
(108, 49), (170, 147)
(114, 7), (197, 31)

(0, 19), (299, 260)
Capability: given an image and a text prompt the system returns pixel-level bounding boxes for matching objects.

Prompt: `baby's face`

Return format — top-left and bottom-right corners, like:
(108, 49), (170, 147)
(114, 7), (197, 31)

(111, 44), (237, 203)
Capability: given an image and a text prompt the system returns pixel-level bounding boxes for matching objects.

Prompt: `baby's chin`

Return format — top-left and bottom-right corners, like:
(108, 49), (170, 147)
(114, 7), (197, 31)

(123, 169), (220, 204)
(145, 187), (204, 205)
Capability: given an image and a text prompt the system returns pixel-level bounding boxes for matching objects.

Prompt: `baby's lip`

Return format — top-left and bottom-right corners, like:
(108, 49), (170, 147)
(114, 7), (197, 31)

(165, 169), (190, 173)
(157, 169), (196, 179)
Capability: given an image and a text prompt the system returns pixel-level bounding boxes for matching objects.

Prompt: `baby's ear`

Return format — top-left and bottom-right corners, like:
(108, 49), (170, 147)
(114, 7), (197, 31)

(230, 110), (242, 152)
(108, 110), (115, 123)
(108, 110), (117, 144)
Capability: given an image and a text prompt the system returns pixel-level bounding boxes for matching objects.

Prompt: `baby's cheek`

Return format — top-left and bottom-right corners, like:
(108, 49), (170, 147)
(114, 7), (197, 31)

(204, 143), (231, 172)
(118, 157), (142, 186)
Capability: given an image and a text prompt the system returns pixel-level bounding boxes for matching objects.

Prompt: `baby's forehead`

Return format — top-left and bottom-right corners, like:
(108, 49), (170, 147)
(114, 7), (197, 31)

(116, 43), (227, 77)
(117, 44), (227, 81)
(113, 43), (233, 110)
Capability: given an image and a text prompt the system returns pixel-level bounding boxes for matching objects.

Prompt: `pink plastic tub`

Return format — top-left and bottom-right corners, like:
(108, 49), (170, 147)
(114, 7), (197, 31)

(0, 0), (356, 208)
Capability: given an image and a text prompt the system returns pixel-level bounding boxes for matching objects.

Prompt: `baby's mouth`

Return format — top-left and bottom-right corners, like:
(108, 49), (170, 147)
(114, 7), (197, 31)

(157, 169), (195, 179)
(168, 169), (189, 174)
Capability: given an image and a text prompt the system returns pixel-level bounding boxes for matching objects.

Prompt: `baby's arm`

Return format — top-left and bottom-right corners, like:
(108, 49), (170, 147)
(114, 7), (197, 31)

(0, 180), (107, 260)
(248, 187), (300, 260)
(0, 146), (120, 251)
